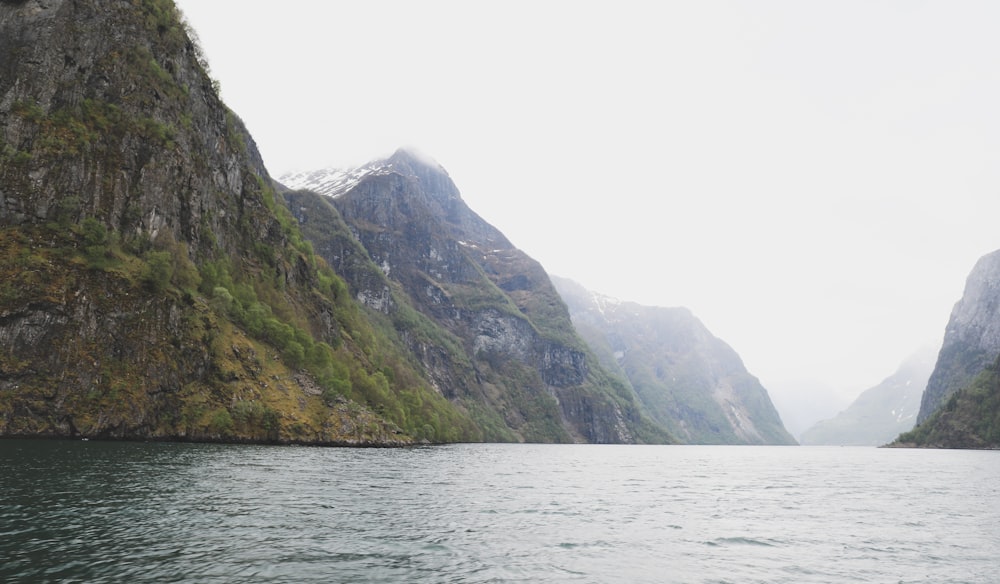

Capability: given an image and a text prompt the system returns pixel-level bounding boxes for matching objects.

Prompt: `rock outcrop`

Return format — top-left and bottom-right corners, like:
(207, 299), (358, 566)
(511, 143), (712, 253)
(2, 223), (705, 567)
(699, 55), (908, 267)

(551, 277), (796, 445)
(0, 0), (267, 258)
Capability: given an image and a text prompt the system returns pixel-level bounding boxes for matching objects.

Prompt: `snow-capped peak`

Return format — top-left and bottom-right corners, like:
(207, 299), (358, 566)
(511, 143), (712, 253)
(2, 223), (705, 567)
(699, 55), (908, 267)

(278, 148), (445, 199)
(279, 159), (391, 199)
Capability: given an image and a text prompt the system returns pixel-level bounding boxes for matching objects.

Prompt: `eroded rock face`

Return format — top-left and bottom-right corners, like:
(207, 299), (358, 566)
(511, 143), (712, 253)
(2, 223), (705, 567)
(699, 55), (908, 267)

(1, 270), (204, 435)
(282, 151), (670, 443)
(471, 309), (533, 359)
(0, 0), (277, 259)
(918, 250), (1000, 422)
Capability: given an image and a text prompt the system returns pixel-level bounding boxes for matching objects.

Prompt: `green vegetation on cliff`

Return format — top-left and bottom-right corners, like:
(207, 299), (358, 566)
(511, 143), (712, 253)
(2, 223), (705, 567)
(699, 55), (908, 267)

(892, 355), (1000, 449)
(283, 154), (674, 444)
(0, 0), (481, 444)
(1, 0), (673, 445)
(0, 210), (476, 443)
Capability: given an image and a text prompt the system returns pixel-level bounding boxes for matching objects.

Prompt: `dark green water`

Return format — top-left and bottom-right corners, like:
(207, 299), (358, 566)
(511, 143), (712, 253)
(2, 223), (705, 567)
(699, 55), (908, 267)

(1, 440), (997, 583)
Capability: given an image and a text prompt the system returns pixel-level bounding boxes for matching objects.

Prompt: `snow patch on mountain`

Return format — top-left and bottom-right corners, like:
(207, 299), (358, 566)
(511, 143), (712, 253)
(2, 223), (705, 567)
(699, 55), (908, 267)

(279, 162), (390, 198)
(279, 149), (448, 199)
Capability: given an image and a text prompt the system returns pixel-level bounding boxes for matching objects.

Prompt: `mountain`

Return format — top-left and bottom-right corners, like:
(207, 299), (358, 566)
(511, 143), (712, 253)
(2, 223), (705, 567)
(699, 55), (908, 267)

(800, 347), (936, 446)
(917, 250), (1000, 423)
(280, 151), (674, 443)
(550, 277), (796, 445)
(890, 249), (1000, 448)
(0, 0), (479, 444)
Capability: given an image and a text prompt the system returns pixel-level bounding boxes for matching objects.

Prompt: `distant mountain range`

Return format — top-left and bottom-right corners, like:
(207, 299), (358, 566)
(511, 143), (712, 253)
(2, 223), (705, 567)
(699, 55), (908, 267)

(800, 347), (936, 446)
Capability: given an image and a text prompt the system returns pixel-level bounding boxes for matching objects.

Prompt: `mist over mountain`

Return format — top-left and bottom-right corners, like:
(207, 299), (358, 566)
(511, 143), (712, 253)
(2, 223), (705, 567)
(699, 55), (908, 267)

(765, 379), (853, 440)
(280, 150), (673, 443)
(800, 346), (936, 446)
(550, 277), (795, 445)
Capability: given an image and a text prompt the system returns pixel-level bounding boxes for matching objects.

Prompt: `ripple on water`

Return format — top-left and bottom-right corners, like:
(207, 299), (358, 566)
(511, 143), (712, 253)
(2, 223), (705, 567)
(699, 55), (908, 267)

(1, 442), (998, 583)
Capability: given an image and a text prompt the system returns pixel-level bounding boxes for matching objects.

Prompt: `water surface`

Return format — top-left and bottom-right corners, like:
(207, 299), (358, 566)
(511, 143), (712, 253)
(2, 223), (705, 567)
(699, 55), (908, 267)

(1, 441), (997, 583)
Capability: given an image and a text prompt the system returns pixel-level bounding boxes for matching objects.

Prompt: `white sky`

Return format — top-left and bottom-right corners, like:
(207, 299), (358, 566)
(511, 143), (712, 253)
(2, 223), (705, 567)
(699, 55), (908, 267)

(175, 1), (1000, 424)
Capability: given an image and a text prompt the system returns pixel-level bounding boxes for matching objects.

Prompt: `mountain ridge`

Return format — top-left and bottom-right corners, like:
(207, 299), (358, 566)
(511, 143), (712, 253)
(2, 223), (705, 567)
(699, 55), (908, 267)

(281, 153), (675, 443)
(801, 346), (935, 446)
(551, 276), (796, 445)
(280, 149), (448, 199)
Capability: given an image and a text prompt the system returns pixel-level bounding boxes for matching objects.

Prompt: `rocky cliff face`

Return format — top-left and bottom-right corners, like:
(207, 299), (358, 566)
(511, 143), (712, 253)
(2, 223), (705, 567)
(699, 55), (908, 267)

(281, 151), (673, 443)
(890, 249), (1000, 449)
(551, 277), (796, 445)
(0, 0), (271, 259)
(0, 0), (474, 444)
(801, 346), (935, 446)
(918, 250), (1000, 423)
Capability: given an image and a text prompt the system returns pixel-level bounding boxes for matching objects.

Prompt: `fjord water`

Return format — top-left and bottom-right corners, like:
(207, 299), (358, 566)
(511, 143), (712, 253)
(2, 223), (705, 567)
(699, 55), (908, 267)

(1, 442), (996, 583)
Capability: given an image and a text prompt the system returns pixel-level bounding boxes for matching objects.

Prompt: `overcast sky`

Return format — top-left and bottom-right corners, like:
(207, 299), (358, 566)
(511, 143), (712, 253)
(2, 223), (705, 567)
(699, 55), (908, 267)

(175, 1), (1000, 424)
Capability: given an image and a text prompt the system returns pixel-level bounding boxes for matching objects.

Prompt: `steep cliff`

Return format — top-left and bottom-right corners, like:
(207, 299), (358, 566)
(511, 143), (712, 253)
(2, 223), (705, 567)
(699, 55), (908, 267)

(801, 346), (935, 446)
(551, 277), (796, 445)
(0, 0), (476, 443)
(281, 151), (674, 443)
(889, 248), (1000, 448)
(917, 250), (1000, 423)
